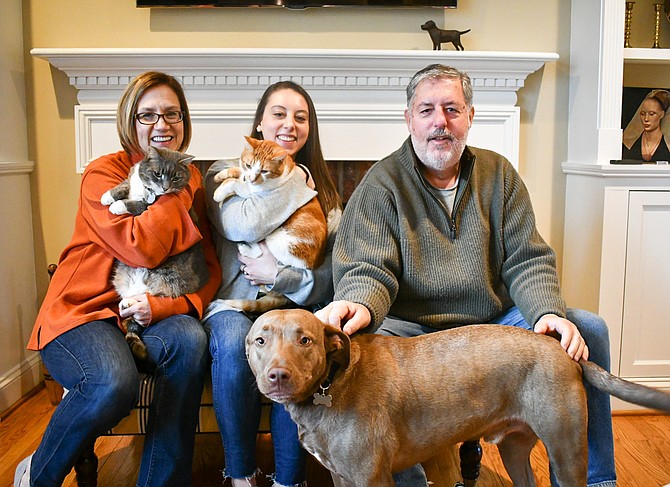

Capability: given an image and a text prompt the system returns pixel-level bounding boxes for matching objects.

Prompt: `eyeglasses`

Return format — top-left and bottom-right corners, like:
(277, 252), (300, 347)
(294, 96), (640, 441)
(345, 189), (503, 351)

(135, 111), (184, 125)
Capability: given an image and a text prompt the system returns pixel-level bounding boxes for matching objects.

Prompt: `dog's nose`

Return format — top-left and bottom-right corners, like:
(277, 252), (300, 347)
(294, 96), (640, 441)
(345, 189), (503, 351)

(268, 367), (291, 386)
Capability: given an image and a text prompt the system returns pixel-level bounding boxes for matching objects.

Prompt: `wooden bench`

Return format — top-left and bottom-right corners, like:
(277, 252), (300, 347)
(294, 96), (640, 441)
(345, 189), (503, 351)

(41, 159), (375, 430)
(41, 263), (272, 486)
(40, 160), (483, 486)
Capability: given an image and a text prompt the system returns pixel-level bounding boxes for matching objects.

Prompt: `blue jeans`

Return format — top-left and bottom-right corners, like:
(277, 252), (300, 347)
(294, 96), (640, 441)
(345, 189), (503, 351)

(203, 310), (307, 487)
(380, 307), (617, 487)
(31, 316), (208, 487)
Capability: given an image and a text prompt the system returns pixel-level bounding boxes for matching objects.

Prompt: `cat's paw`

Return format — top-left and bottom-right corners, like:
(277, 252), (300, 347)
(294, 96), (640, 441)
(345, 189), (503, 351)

(213, 182), (235, 203)
(238, 242), (262, 258)
(119, 298), (139, 311)
(213, 167), (240, 183)
(109, 200), (129, 215)
(213, 170), (229, 183)
(100, 190), (114, 206)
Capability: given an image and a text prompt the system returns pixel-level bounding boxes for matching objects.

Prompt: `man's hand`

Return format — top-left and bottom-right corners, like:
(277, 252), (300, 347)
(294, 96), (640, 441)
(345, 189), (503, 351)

(534, 313), (589, 362)
(315, 300), (371, 336)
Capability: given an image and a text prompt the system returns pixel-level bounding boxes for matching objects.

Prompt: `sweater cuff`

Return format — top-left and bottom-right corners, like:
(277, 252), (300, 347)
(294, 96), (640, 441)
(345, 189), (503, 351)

(147, 294), (192, 324)
(268, 263), (302, 294)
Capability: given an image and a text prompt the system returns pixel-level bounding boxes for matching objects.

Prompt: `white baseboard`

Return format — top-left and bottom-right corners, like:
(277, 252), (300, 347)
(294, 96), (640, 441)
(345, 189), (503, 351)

(0, 353), (43, 415)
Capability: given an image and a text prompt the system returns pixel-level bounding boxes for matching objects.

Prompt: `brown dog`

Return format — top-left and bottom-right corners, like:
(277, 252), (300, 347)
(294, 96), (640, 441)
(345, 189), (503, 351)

(246, 309), (670, 487)
(421, 20), (470, 51)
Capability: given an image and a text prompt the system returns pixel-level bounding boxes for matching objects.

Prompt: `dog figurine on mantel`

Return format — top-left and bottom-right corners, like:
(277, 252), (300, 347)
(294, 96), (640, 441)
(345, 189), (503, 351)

(246, 308), (670, 487)
(421, 20), (470, 51)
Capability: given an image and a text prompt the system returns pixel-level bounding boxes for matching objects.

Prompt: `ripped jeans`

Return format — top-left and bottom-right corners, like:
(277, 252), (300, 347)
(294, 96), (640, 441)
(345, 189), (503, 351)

(204, 310), (307, 487)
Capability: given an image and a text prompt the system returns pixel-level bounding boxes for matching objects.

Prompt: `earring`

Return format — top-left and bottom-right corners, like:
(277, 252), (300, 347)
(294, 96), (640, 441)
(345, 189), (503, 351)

(256, 125), (262, 132)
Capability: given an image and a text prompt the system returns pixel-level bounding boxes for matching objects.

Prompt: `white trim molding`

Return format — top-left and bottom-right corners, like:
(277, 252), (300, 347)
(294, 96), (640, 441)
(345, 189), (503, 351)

(32, 48), (558, 172)
(0, 160), (34, 176)
(0, 352), (42, 414)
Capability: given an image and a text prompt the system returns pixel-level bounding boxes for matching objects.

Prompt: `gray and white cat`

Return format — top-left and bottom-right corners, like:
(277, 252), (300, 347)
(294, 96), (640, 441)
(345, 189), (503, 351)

(101, 146), (209, 361)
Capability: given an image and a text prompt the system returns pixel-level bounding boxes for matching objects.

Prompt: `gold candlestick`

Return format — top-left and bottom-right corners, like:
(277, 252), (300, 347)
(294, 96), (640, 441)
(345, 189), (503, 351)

(625, 1), (635, 48)
(653, 3), (663, 48)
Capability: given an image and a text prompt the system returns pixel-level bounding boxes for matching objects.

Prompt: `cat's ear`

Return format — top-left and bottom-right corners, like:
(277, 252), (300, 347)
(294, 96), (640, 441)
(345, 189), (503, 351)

(272, 144), (288, 160)
(244, 135), (260, 148)
(272, 153), (287, 164)
(146, 146), (159, 157)
(180, 152), (195, 165)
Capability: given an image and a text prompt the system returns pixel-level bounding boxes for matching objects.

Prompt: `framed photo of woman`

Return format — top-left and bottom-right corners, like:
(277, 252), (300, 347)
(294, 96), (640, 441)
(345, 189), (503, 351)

(622, 87), (670, 163)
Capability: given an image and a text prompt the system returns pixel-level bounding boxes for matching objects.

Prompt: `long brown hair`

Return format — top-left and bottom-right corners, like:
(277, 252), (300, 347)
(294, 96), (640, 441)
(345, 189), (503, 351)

(117, 71), (192, 156)
(250, 81), (341, 215)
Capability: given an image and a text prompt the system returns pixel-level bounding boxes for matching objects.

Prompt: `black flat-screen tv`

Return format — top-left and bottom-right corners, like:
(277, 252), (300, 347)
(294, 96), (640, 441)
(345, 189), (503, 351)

(137, 1), (456, 8)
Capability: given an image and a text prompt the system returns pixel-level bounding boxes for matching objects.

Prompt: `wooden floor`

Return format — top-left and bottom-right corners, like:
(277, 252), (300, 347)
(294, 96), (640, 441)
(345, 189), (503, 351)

(2, 386), (670, 486)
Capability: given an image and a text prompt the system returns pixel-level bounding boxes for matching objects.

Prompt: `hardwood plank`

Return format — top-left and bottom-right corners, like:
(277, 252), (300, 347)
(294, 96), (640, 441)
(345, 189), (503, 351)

(612, 415), (670, 487)
(0, 386), (55, 485)
(3, 388), (670, 486)
(96, 436), (141, 487)
(192, 434), (225, 486)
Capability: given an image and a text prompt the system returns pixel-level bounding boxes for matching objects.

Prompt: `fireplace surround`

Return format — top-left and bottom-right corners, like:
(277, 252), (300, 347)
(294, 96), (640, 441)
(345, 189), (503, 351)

(32, 48), (557, 172)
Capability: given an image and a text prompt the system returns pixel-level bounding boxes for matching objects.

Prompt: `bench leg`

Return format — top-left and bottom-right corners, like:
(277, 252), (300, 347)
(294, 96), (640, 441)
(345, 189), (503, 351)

(74, 442), (98, 487)
(457, 440), (482, 487)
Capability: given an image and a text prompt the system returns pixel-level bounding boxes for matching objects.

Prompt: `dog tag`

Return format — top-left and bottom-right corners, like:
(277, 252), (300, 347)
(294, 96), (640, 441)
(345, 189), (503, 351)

(313, 391), (332, 407)
(146, 192), (156, 204)
(313, 382), (333, 407)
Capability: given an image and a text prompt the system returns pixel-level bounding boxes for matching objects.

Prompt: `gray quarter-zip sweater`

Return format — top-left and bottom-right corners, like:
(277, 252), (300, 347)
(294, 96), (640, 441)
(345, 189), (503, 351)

(333, 138), (566, 330)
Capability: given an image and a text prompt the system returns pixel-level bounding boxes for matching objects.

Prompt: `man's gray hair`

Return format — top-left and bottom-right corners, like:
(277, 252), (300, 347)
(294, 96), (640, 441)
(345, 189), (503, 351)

(406, 64), (473, 109)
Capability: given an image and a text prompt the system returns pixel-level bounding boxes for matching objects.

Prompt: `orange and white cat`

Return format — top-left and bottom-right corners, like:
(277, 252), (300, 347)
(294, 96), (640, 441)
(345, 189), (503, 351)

(212, 136), (327, 312)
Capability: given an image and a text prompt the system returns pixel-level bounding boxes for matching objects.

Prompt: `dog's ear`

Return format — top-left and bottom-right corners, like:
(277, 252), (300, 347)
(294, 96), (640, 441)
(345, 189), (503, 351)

(324, 324), (351, 370)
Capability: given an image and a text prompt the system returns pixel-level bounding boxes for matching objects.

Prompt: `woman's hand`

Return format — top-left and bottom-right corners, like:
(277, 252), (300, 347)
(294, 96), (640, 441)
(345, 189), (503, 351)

(119, 293), (153, 327)
(238, 241), (278, 286)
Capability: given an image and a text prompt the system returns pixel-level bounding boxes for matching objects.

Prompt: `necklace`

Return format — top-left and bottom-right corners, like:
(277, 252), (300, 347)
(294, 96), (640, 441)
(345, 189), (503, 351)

(641, 132), (662, 161)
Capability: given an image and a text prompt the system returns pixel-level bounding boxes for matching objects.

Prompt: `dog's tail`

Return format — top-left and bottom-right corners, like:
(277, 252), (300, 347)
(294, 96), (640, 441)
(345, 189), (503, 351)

(580, 359), (670, 411)
(460, 29), (471, 35)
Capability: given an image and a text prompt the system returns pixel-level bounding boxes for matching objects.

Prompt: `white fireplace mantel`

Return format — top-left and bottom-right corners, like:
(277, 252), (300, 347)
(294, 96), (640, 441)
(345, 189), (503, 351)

(32, 48), (558, 172)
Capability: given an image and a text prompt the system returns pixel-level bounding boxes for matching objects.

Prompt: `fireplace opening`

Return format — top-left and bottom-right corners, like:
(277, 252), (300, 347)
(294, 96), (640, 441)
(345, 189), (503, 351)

(327, 160), (374, 206)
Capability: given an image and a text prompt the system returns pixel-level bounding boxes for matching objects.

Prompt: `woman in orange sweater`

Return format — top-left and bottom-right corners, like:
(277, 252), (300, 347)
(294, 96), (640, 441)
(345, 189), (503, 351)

(15, 71), (221, 487)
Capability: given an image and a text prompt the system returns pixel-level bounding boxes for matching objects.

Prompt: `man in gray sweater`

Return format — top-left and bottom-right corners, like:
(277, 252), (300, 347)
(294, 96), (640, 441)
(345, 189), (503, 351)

(316, 64), (616, 487)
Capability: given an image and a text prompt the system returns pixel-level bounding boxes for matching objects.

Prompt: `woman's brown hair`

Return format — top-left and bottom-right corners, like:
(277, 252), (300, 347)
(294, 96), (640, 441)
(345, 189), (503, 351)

(250, 81), (341, 216)
(117, 71), (192, 156)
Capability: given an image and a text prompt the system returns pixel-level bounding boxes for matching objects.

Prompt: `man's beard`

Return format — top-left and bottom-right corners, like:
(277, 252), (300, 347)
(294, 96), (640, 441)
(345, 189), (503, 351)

(412, 128), (467, 172)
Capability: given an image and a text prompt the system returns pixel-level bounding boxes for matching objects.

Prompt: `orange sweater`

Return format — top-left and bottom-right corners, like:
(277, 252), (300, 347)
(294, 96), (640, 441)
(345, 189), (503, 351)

(28, 151), (222, 351)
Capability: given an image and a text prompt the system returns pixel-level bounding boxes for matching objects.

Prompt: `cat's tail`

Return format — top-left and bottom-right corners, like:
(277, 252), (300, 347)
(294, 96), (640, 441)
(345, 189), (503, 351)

(222, 293), (291, 314)
(123, 318), (149, 362)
